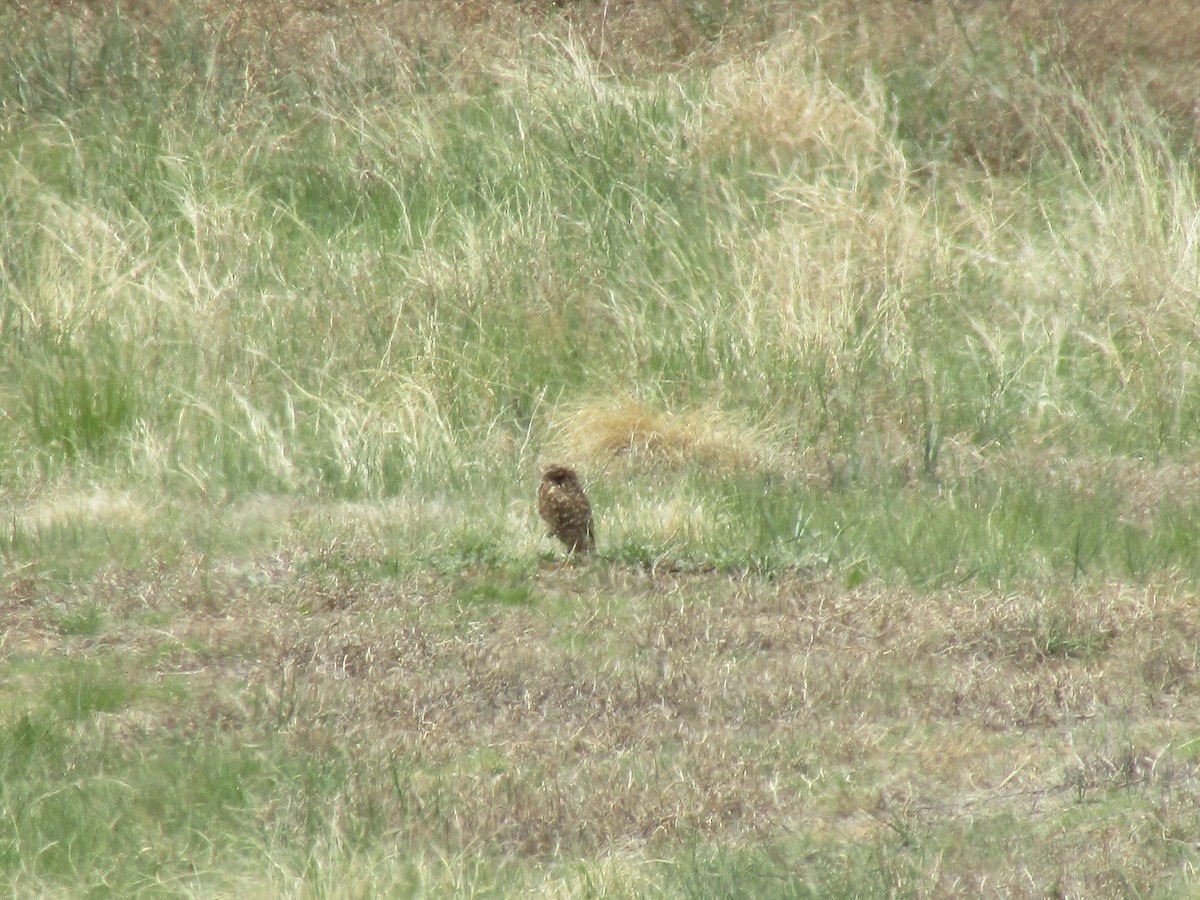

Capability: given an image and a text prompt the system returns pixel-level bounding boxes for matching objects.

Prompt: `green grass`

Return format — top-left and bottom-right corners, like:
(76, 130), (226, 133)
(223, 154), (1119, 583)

(2, 0), (1200, 895)
(0, 702), (347, 894)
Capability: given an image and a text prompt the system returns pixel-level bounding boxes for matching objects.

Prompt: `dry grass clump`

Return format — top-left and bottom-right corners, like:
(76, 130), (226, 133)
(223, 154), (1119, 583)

(547, 396), (775, 472)
(693, 33), (888, 169)
(733, 175), (929, 366)
(1005, 0), (1200, 121)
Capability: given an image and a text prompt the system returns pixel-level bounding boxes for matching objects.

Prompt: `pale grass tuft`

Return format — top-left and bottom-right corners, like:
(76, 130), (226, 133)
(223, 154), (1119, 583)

(711, 70), (934, 371)
(284, 493), (545, 559)
(9, 176), (149, 334)
(549, 396), (774, 471)
(607, 492), (727, 549)
(323, 375), (459, 490)
(16, 486), (149, 532)
(693, 34), (888, 169)
(528, 851), (666, 898)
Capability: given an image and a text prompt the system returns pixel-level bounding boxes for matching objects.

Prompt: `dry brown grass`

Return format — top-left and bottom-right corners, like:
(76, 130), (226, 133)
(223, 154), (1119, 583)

(1006, 0), (1200, 114)
(776, 0), (1200, 169)
(12, 0), (1200, 92)
(10, 554), (1200, 889)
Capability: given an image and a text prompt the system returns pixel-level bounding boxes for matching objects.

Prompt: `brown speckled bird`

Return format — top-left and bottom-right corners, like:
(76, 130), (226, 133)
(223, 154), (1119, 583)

(537, 464), (595, 556)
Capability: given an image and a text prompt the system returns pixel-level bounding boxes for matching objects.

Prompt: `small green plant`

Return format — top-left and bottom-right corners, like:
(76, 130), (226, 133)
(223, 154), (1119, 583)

(1029, 609), (1115, 663)
(19, 328), (141, 461)
(45, 661), (135, 718)
(453, 573), (537, 607)
(53, 601), (105, 637)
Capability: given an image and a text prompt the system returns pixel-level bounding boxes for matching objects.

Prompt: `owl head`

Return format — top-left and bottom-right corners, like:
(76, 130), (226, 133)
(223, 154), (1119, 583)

(542, 464), (580, 486)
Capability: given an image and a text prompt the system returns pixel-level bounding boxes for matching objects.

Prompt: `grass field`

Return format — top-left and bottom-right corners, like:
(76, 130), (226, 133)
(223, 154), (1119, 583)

(3, 0), (1200, 895)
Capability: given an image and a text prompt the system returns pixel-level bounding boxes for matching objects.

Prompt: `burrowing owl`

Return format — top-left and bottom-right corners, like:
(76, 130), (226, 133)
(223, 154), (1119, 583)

(537, 464), (595, 555)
